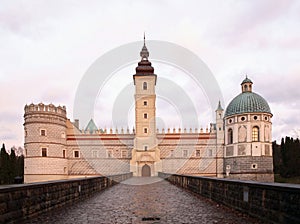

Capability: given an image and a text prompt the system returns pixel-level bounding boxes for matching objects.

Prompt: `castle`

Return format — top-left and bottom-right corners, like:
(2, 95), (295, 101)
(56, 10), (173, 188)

(23, 40), (274, 183)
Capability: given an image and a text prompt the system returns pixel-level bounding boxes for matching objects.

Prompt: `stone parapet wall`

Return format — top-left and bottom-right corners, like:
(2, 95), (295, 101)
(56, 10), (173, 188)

(0, 173), (132, 223)
(224, 156), (274, 182)
(158, 172), (300, 224)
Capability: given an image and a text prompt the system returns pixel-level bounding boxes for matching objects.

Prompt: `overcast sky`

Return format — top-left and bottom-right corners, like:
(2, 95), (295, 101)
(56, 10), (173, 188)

(1, 0), (300, 149)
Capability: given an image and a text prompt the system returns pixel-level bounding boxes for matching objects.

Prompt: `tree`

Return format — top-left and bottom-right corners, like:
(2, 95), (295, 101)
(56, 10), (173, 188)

(9, 149), (17, 183)
(0, 144), (10, 184)
(272, 141), (281, 174)
(279, 136), (300, 178)
(0, 144), (25, 184)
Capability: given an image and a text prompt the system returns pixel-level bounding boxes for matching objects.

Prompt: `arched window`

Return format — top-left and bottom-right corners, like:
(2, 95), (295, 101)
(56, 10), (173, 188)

(143, 82), (147, 90)
(252, 126), (259, 142)
(228, 128), (233, 144)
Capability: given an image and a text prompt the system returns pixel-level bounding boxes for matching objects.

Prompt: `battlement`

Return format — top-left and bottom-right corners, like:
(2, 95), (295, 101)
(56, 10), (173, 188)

(76, 126), (213, 135)
(24, 103), (67, 117)
(157, 127), (212, 134)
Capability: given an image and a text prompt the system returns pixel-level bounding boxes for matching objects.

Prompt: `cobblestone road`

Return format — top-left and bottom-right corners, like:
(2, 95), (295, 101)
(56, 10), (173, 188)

(26, 177), (263, 224)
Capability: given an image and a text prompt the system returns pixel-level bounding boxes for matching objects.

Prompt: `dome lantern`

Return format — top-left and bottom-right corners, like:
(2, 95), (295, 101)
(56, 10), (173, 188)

(241, 75), (253, 93)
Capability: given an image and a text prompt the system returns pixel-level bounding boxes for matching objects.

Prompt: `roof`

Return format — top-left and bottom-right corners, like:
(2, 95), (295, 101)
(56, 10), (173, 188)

(85, 119), (98, 133)
(216, 100), (223, 111)
(225, 92), (271, 117)
(241, 77), (253, 84)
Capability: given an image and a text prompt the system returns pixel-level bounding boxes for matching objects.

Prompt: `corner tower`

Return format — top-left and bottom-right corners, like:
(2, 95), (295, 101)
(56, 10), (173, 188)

(24, 103), (68, 183)
(224, 77), (274, 182)
(130, 36), (161, 176)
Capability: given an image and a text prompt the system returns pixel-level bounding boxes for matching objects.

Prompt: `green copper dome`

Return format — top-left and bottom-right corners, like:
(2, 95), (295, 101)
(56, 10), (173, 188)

(225, 92), (271, 117)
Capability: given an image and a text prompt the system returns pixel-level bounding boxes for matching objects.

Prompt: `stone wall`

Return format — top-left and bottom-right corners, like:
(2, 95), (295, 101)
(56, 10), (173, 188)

(159, 172), (300, 223)
(224, 156), (274, 182)
(0, 173), (132, 223)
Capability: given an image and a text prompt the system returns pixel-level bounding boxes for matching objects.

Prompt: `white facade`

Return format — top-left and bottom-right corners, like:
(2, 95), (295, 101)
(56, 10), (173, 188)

(23, 43), (274, 183)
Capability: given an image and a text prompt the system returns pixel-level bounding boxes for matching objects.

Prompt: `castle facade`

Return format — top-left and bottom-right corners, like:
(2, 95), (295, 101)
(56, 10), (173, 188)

(24, 41), (274, 183)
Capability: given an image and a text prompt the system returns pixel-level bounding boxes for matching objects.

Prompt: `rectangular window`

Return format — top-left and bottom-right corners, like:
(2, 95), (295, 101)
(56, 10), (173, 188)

(183, 150), (188, 157)
(121, 150), (127, 158)
(170, 150), (174, 157)
(74, 150), (79, 158)
(42, 148), (47, 157)
(107, 150), (112, 158)
(252, 127), (259, 142)
(143, 101), (147, 106)
(196, 150), (200, 157)
(92, 150), (98, 158)
(208, 149), (213, 157)
(144, 145), (148, 151)
(144, 128), (148, 134)
(63, 150), (66, 158)
(144, 113), (148, 119)
(40, 129), (46, 136)
(143, 82), (147, 90)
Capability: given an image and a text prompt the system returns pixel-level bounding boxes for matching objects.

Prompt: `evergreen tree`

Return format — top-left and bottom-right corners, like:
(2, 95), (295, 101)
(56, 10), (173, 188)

(0, 144), (10, 184)
(9, 149), (17, 184)
(272, 141), (281, 174)
(279, 136), (300, 177)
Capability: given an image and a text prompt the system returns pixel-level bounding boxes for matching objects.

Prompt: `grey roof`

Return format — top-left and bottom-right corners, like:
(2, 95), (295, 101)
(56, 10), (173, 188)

(225, 92), (271, 117)
(216, 100), (223, 111)
(85, 119), (98, 133)
(241, 77), (253, 84)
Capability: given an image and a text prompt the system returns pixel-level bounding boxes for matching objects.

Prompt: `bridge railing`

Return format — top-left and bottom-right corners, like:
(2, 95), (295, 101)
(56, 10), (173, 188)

(158, 172), (300, 224)
(0, 173), (132, 223)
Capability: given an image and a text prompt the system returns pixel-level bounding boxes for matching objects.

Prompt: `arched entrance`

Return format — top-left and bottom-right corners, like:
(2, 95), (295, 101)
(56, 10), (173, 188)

(141, 164), (151, 177)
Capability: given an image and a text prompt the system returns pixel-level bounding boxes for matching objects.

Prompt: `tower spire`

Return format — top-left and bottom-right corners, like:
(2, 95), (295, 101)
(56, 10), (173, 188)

(140, 33), (149, 60)
(216, 100), (223, 111)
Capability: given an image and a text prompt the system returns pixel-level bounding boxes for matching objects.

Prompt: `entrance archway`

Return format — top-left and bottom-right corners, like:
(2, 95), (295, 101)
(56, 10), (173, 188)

(141, 164), (151, 177)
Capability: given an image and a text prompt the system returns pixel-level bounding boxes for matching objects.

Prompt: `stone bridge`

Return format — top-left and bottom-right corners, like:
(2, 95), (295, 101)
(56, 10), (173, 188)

(0, 173), (299, 223)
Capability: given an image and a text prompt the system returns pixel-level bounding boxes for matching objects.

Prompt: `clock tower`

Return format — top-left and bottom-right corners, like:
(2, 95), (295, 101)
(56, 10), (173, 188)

(130, 36), (162, 176)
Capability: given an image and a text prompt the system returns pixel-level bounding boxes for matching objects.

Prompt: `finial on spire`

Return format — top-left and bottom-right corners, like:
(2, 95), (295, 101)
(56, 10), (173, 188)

(140, 33), (149, 60)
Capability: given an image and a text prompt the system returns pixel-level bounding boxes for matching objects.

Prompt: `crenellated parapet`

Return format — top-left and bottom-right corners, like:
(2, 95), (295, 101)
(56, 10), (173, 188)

(156, 126), (211, 134)
(74, 126), (213, 135)
(77, 127), (136, 135)
(25, 103), (66, 115)
(24, 103), (67, 127)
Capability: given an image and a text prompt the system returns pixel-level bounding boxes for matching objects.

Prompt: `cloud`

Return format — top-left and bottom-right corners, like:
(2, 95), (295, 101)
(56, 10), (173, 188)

(0, 0), (300, 148)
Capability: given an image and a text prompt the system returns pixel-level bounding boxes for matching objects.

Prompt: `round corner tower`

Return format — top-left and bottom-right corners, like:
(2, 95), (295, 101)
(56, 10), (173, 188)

(24, 103), (68, 183)
(224, 77), (274, 182)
